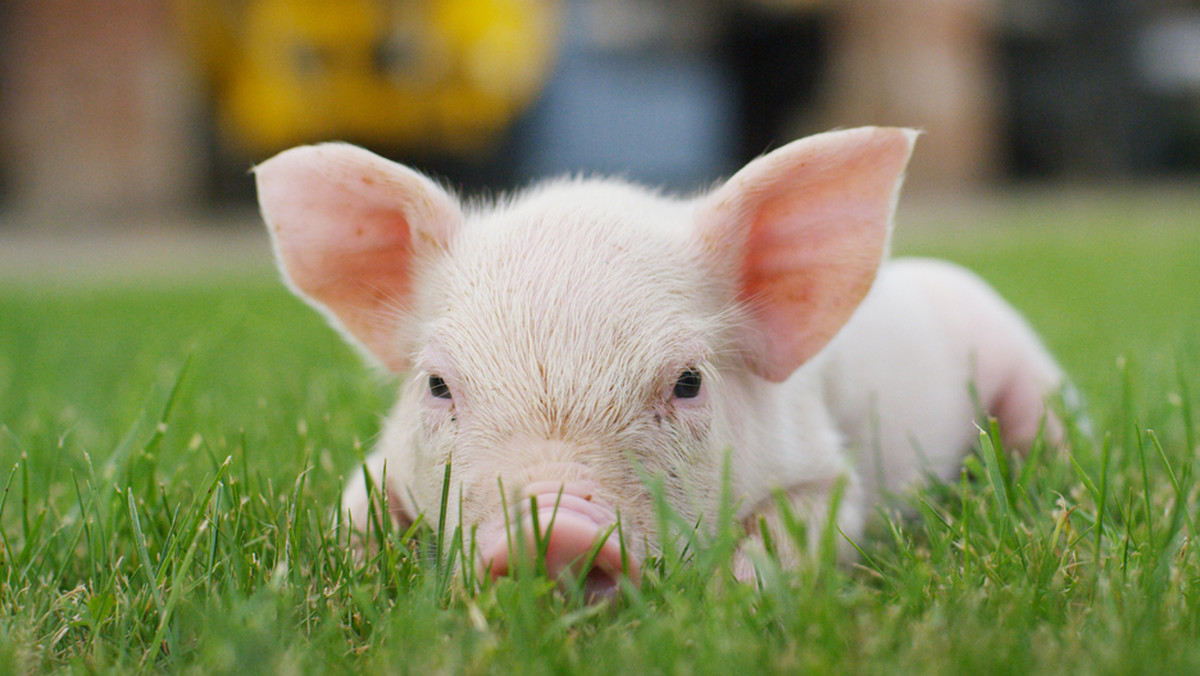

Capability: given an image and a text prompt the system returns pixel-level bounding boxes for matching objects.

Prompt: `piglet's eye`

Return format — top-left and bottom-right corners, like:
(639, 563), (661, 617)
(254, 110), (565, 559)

(428, 375), (452, 399)
(673, 368), (702, 399)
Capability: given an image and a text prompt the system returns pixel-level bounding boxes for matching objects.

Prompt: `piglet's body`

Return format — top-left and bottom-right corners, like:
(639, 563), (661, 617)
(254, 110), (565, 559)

(256, 128), (1064, 592)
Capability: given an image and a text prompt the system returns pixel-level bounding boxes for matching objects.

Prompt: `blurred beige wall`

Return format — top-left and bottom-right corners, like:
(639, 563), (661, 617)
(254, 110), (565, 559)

(814, 0), (1001, 189)
(1, 0), (201, 218)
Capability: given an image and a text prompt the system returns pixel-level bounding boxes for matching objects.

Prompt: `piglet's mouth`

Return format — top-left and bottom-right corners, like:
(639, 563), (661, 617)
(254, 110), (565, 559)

(478, 481), (640, 599)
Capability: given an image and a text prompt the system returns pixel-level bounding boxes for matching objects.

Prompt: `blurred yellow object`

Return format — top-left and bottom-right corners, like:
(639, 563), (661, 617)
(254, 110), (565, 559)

(175, 0), (559, 157)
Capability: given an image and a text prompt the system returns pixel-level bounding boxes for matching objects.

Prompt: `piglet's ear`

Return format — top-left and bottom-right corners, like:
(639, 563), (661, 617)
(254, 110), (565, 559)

(255, 143), (463, 372)
(698, 127), (918, 382)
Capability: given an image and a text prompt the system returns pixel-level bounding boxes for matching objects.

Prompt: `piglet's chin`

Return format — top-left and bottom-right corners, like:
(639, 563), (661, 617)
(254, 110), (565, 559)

(477, 481), (639, 599)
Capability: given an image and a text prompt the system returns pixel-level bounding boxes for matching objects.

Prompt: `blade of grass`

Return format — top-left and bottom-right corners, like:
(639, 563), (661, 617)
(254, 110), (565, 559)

(434, 461), (454, 593)
(0, 461), (20, 571)
(978, 423), (1012, 529)
(1148, 429), (1193, 536)
(143, 519), (209, 669)
(1094, 432), (1112, 580)
(128, 490), (173, 659)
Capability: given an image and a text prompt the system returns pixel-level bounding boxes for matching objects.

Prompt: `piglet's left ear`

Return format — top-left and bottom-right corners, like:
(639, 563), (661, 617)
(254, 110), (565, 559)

(697, 127), (918, 382)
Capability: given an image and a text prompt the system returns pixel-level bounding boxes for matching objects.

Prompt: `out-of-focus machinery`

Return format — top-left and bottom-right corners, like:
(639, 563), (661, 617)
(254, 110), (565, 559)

(175, 0), (558, 162)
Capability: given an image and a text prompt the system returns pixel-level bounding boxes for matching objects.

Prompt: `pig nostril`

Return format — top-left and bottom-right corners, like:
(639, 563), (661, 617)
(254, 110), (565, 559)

(581, 565), (620, 601)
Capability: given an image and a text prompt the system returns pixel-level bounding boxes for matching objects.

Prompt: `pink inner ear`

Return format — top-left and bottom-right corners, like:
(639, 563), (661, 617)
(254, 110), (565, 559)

(702, 127), (918, 382)
(255, 143), (462, 371)
(742, 199), (887, 374)
(278, 205), (416, 372)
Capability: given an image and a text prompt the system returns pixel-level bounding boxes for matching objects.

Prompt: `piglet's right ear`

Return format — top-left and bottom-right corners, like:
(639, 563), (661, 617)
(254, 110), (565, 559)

(255, 143), (463, 372)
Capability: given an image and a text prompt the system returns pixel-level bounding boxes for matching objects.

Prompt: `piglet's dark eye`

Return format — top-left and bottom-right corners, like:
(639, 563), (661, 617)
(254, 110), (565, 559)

(428, 375), (452, 399)
(673, 368), (702, 399)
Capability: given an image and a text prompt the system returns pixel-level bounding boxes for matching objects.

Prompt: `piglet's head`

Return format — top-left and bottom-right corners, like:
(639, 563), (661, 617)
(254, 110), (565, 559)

(255, 127), (916, 594)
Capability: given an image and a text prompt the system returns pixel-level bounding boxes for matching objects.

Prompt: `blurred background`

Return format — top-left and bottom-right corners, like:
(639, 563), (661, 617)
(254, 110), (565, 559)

(0, 0), (1198, 229)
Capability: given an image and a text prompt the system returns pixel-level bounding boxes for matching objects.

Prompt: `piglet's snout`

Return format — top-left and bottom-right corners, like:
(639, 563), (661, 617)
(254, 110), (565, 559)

(479, 480), (639, 598)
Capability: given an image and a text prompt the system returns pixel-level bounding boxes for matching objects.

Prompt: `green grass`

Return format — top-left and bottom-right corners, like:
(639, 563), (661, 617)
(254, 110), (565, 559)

(1, 196), (1199, 673)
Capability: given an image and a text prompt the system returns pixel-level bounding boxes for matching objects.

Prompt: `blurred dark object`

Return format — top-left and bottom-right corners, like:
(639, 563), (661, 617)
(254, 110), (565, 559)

(1136, 13), (1200, 172)
(714, 0), (1004, 191)
(999, 0), (1200, 178)
(719, 0), (1200, 187)
(720, 5), (830, 163)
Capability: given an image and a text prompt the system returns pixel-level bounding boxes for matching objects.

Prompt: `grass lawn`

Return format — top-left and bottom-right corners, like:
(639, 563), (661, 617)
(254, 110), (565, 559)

(1, 189), (1198, 673)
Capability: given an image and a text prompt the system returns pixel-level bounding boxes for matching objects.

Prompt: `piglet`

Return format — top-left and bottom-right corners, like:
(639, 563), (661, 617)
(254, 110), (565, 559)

(255, 127), (1065, 595)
